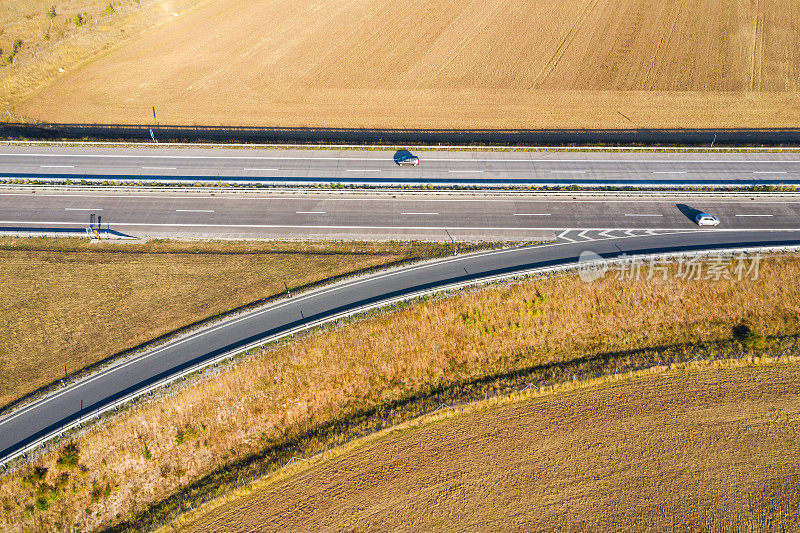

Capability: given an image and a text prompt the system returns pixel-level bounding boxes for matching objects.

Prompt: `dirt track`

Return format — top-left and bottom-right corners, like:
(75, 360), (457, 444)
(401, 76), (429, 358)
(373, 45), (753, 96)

(14, 0), (800, 128)
(183, 364), (800, 531)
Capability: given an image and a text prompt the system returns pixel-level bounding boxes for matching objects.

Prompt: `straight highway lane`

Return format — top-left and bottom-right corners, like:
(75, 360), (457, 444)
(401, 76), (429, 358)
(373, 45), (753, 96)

(2, 146), (800, 186)
(1, 190), (799, 240)
(3, 229), (800, 465)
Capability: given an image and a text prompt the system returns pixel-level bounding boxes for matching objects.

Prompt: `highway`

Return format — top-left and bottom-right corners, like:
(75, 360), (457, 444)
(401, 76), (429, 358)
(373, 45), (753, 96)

(2, 189), (800, 240)
(3, 144), (800, 465)
(2, 145), (800, 187)
(2, 229), (800, 465)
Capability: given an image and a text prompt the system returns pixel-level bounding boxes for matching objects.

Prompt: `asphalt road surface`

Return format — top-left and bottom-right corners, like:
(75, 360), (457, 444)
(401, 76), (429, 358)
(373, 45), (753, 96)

(1, 190), (800, 240)
(2, 229), (800, 464)
(2, 146), (800, 187)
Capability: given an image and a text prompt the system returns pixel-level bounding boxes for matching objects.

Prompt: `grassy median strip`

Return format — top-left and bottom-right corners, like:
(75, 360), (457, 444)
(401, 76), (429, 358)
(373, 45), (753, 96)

(0, 237), (453, 409)
(1, 255), (799, 531)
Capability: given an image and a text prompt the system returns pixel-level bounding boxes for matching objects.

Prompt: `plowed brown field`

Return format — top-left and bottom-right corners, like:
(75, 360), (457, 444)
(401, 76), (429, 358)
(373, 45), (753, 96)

(182, 364), (800, 531)
(13, 0), (800, 128)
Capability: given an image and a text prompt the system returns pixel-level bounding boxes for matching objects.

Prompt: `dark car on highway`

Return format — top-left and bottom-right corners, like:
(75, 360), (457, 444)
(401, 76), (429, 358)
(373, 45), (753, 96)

(396, 153), (420, 166)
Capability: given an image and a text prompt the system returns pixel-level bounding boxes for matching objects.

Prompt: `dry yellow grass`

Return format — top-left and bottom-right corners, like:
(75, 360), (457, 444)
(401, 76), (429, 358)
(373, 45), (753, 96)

(11, 0), (800, 128)
(0, 237), (444, 407)
(182, 362), (800, 531)
(1, 255), (799, 531)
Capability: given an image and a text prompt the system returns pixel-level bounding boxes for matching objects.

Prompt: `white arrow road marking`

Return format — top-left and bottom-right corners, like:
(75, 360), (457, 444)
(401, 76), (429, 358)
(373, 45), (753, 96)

(557, 230), (577, 242)
(599, 230), (615, 239)
(577, 230), (591, 240)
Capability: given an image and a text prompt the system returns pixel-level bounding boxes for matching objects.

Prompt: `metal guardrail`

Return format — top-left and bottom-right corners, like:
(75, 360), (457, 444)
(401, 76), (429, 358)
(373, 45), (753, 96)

(3, 243), (799, 468)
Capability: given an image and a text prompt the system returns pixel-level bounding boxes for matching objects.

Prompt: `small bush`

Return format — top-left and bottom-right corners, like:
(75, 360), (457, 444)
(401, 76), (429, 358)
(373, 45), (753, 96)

(105, 3), (115, 15)
(460, 309), (485, 326)
(142, 445), (152, 460)
(733, 324), (767, 350)
(55, 442), (81, 470)
(46, 5), (57, 19)
(175, 425), (201, 445)
(21, 466), (48, 486)
(90, 481), (103, 503)
(34, 496), (50, 511)
(73, 13), (85, 26)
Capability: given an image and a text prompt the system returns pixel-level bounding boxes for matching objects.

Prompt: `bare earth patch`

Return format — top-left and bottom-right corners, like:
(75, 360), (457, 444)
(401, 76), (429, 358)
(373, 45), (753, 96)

(11, 0), (800, 129)
(183, 363), (800, 531)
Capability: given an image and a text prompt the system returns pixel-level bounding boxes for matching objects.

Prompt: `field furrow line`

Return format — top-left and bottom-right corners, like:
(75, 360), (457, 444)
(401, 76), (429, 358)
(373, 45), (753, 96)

(411, 0), (508, 90)
(530, 0), (601, 89)
(749, 0), (764, 91)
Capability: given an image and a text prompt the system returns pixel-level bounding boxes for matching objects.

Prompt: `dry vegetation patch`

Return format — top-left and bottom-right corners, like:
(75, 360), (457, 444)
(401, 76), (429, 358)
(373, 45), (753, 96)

(182, 363), (800, 531)
(11, 0), (800, 128)
(0, 237), (446, 407)
(0, 0), (212, 114)
(1, 254), (800, 531)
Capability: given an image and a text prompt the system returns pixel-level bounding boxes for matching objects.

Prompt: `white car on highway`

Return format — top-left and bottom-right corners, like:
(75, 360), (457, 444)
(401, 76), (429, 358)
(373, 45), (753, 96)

(695, 213), (720, 226)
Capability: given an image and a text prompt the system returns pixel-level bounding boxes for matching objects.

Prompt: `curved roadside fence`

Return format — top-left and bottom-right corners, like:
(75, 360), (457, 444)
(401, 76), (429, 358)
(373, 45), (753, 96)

(2, 229), (800, 467)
